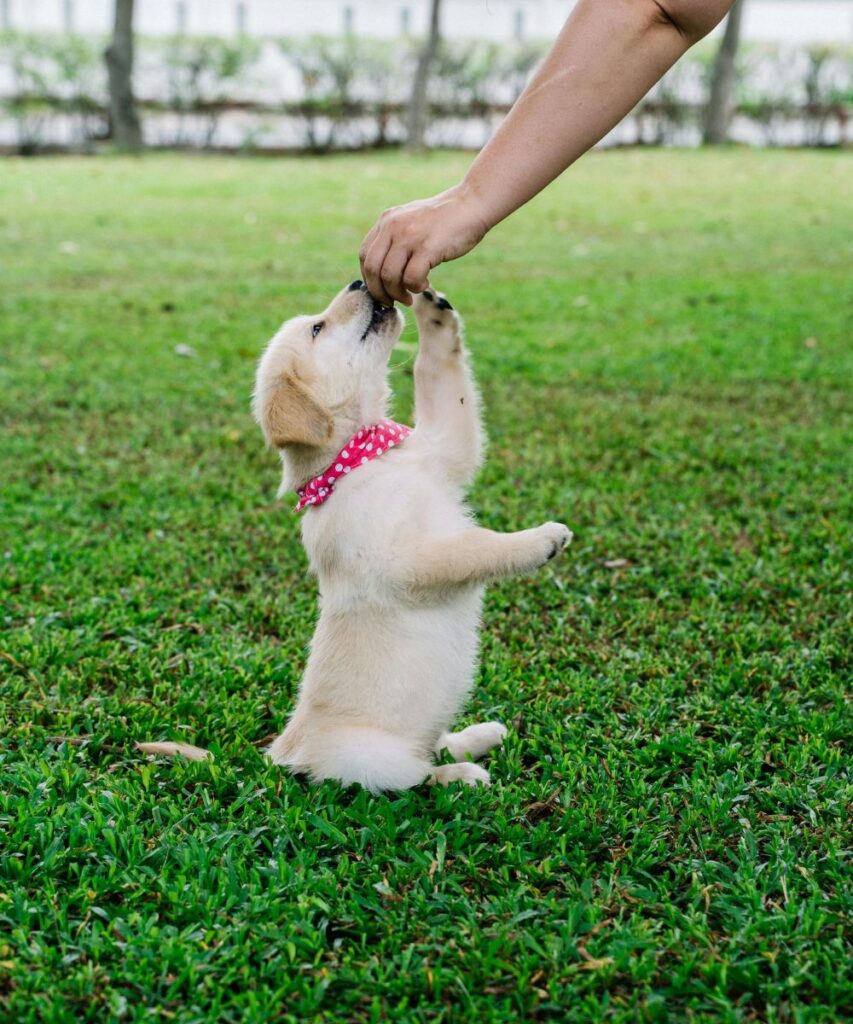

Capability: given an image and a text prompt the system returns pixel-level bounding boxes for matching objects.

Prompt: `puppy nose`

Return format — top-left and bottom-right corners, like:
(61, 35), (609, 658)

(347, 279), (364, 292)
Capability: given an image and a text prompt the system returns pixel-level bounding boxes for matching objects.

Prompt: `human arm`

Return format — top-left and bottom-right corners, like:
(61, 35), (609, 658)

(359, 0), (736, 305)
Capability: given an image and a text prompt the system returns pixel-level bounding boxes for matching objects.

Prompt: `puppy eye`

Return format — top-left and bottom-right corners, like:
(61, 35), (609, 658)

(311, 322), (324, 338)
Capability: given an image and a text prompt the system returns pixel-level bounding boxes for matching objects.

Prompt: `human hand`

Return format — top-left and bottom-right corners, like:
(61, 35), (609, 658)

(358, 182), (490, 306)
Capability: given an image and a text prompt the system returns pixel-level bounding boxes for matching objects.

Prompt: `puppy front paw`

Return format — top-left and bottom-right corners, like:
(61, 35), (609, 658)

(413, 288), (462, 356)
(532, 522), (573, 567)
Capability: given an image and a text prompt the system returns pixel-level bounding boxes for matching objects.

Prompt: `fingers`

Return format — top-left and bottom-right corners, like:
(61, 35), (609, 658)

(381, 245), (418, 306)
(359, 228), (394, 307)
(359, 203), (439, 306)
(401, 253), (432, 296)
(361, 237), (430, 307)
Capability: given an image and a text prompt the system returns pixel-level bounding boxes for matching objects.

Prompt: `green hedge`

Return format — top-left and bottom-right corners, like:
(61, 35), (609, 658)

(0, 31), (850, 152)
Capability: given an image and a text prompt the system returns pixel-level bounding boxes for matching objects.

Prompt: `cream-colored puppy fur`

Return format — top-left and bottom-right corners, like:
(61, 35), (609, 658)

(252, 282), (571, 793)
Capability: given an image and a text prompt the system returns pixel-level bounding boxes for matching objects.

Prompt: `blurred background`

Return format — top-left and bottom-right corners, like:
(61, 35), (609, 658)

(0, 0), (850, 155)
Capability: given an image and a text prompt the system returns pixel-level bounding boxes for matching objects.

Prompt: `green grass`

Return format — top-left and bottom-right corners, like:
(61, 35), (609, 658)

(0, 149), (850, 1023)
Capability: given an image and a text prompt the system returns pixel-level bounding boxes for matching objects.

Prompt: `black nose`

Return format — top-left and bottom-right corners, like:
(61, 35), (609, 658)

(347, 279), (364, 292)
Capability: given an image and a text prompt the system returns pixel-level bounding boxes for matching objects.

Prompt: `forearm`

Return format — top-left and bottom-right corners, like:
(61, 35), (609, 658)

(358, 0), (734, 305)
(463, 0), (734, 229)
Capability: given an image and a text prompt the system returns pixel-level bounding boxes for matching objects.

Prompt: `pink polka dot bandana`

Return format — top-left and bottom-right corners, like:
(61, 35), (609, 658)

(294, 419), (412, 512)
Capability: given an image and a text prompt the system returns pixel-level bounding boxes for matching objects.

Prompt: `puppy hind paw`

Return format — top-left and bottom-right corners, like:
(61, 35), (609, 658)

(429, 762), (491, 788)
(438, 721), (507, 761)
(472, 720), (507, 752)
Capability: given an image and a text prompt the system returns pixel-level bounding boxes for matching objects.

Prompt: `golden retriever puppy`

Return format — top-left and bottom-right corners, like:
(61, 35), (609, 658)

(252, 281), (571, 792)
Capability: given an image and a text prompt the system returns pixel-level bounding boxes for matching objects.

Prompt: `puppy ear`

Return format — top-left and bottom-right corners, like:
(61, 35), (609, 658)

(257, 371), (333, 449)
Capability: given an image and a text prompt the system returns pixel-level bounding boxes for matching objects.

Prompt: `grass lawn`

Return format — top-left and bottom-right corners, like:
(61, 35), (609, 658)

(0, 149), (850, 1023)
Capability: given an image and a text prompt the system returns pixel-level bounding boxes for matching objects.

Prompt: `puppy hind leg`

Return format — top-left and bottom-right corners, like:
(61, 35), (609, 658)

(436, 722), (507, 761)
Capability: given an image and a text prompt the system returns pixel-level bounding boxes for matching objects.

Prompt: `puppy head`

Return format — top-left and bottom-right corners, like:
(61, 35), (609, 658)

(252, 281), (404, 492)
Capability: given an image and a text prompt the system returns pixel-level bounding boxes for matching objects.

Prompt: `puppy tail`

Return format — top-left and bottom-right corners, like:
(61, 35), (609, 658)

(296, 726), (432, 794)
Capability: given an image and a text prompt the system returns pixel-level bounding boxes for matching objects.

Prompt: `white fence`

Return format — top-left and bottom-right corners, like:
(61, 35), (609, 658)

(3, 0), (853, 44)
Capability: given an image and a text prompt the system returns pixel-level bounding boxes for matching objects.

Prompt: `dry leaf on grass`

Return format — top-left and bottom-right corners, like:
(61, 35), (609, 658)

(134, 741), (213, 762)
(252, 732), (278, 748)
(579, 956), (614, 971)
(578, 947), (615, 971)
(47, 734), (94, 747)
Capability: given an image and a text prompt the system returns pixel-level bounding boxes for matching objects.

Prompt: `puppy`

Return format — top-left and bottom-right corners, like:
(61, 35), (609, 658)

(252, 281), (571, 792)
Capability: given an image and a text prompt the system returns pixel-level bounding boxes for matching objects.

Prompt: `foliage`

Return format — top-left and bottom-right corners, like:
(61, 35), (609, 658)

(432, 40), (503, 110)
(432, 39), (547, 111)
(0, 150), (851, 1022)
(735, 43), (853, 146)
(144, 35), (262, 147)
(0, 32), (850, 152)
(277, 35), (399, 151)
(802, 45), (853, 145)
(0, 30), (105, 151)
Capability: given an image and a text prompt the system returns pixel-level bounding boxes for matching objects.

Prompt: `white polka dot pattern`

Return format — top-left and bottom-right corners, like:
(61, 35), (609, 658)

(294, 419), (412, 512)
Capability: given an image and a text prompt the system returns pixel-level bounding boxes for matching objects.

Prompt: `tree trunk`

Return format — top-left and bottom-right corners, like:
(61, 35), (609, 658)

(406, 0), (442, 151)
(105, 0), (142, 151)
(703, 0), (745, 145)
